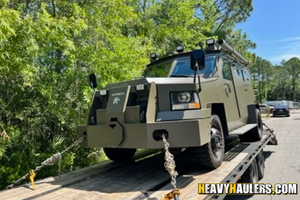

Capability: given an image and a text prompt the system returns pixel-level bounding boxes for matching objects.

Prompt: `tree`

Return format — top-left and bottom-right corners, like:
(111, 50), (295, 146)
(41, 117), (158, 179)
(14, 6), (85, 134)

(284, 57), (300, 101)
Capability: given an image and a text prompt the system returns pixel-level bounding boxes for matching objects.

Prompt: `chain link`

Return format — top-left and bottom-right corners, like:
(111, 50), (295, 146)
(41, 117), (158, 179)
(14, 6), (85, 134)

(161, 135), (178, 189)
(6, 135), (85, 190)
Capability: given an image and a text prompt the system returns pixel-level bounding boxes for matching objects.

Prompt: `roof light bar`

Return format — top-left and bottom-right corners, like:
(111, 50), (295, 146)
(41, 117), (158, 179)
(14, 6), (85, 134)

(176, 45), (184, 53)
(206, 38), (215, 45)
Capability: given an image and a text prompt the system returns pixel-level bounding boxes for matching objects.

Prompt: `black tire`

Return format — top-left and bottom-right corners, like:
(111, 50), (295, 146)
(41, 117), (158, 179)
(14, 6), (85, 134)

(241, 158), (259, 183)
(240, 109), (263, 142)
(287, 114), (290, 117)
(250, 109), (263, 141)
(188, 115), (225, 169)
(256, 150), (265, 180)
(103, 148), (136, 162)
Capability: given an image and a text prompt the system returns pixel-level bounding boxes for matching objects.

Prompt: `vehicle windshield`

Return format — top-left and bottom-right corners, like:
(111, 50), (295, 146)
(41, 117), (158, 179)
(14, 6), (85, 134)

(274, 105), (288, 109)
(143, 55), (217, 78)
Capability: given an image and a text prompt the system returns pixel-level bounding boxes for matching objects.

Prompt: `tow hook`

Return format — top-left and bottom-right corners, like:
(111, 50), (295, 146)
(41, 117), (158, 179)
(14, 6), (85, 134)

(153, 129), (169, 141)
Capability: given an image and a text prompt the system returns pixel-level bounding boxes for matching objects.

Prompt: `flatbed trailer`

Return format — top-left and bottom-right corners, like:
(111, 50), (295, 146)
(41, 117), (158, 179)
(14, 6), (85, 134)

(0, 129), (276, 200)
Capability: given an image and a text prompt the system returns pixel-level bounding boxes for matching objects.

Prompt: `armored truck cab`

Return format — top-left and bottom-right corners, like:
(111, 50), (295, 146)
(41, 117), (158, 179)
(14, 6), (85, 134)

(77, 38), (263, 169)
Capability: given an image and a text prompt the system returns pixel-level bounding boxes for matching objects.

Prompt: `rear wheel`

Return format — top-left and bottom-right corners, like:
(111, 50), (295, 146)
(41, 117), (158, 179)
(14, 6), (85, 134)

(188, 115), (225, 169)
(241, 159), (259, 183)
(256, 150), (265, 180)
(103, 148), (136, 162)
(240, 109), (263, 142)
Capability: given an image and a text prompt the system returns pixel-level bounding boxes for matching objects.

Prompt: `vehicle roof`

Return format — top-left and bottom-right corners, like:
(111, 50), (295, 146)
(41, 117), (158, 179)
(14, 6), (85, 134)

(146, 50), (221, 68)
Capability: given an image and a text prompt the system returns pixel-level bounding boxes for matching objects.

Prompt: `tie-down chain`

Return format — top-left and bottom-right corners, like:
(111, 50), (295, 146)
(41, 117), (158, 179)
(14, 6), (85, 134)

(161, 134), (180, 200)
(5, 135), (86, 190)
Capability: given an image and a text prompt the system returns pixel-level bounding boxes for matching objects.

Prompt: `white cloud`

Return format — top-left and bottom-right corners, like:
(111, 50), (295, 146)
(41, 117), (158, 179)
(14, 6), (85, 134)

(267, 37), (300, 64)
(269, 53), (300, 64)
(272, 37), (300, 43)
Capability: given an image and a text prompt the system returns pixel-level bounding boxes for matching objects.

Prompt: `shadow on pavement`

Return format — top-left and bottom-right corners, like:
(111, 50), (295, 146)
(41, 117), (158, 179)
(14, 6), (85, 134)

(263, 150), (275, 161)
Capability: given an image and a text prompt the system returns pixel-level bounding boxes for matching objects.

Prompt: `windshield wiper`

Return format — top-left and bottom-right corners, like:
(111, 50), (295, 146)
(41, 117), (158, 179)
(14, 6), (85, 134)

(170, 74), (193, 77)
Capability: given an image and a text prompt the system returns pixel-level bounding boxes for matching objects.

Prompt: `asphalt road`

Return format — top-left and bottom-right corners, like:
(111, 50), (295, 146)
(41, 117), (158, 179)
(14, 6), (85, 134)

(225, 110), (300, 200)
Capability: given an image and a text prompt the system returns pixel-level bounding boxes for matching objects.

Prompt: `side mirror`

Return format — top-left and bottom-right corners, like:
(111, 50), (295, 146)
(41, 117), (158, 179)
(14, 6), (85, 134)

(190, 50), (205, 70)
(89, 73), (98, 89)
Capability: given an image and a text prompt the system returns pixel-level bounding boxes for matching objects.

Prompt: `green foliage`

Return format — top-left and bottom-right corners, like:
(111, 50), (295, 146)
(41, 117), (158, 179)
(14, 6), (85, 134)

(249, 56), (300, 102)
(0, 0), (256, 190)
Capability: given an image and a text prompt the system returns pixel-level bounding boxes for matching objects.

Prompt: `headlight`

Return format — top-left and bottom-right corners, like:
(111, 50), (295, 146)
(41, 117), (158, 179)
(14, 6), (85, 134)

(171, 92), (200, 110)
(178, 92), (191, 103)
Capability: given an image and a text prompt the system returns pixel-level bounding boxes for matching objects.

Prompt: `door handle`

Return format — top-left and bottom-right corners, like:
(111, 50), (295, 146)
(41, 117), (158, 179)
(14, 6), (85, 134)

(224, 82), (232, 97)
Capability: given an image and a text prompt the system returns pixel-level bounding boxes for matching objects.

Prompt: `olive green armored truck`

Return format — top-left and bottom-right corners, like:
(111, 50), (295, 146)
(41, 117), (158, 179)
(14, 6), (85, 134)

(77, 38), (263, 169)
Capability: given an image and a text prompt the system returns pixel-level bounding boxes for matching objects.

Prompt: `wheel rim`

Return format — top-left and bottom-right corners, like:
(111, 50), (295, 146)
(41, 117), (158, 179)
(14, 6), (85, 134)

(211, 127), (224, 158)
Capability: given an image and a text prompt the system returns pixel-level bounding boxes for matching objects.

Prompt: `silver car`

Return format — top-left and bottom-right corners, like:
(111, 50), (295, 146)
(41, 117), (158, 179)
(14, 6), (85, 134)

(259, 104), (273, 113)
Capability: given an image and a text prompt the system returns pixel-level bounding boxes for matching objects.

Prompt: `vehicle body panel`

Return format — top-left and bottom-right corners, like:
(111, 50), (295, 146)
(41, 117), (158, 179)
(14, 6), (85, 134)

(77, 40), (258, 150)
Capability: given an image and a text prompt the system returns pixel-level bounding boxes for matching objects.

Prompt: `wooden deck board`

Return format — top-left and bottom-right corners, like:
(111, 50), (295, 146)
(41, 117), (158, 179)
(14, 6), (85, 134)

(0, 134), (269, 200)
(0, 150), (160, 200)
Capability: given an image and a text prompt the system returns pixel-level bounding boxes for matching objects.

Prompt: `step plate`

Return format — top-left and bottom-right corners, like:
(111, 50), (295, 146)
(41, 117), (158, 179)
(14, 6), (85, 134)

(229, 124), (257, 135)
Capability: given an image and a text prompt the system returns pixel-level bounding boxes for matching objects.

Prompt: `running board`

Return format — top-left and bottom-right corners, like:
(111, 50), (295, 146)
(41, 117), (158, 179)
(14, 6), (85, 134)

(229, 124), (257, 135)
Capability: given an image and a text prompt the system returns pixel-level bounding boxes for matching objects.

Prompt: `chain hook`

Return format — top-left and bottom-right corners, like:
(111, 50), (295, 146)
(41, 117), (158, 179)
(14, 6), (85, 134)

(29, 170), (36, 190)
(163, 189), (180, 200)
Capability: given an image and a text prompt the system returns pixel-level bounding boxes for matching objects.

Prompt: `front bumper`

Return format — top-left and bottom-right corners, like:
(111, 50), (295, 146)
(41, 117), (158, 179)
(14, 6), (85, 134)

(273, 111), (289, 115)
(77, 118), (211, 149)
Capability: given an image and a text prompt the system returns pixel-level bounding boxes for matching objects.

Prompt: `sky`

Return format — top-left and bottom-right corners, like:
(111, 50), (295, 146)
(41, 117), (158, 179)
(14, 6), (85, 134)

(236, 0), (300, 65)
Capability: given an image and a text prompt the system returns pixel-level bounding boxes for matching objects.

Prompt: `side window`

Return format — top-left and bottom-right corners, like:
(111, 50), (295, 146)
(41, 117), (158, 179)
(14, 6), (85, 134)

(222, 63), (232, 80)
(236, 69), (242, 78)
(243, 68), (250, 81)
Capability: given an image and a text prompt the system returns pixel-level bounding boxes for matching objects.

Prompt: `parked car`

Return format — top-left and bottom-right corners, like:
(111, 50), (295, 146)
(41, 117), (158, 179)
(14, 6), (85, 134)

(272, 105), (290, 117)
(259, 104), (273, 113)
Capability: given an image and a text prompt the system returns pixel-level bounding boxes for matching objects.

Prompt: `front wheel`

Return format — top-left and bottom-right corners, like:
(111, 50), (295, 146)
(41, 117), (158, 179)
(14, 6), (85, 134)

(188, 115), (225, 169)
(103, 148), (136, 162)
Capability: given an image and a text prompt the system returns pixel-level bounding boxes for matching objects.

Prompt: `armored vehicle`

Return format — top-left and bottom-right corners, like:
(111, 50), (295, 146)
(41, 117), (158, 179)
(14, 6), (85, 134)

(77, 38), (263, 169)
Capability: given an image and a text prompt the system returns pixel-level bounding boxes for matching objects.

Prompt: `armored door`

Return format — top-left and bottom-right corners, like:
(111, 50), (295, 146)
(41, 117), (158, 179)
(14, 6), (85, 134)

(221, 62), (240, 122)
(231, 64), (249, 121)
